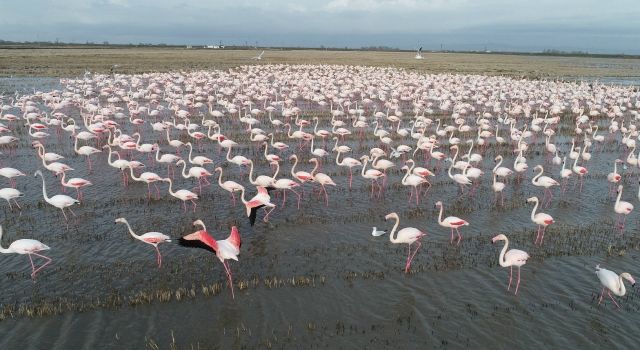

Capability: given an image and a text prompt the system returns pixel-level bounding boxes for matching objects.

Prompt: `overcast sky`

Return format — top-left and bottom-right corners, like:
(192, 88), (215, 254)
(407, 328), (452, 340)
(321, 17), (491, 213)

(3, 0), (639, 53)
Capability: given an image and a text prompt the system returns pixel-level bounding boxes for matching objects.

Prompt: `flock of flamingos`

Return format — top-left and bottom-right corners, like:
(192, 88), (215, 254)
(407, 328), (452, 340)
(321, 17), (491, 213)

(0, 64), (638, 306)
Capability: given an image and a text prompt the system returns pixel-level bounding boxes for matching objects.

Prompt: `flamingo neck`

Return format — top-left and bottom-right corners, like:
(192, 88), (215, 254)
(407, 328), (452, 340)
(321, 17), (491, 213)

(38, 173), (49, 201)
(291, 156), (299, 177)
(533, 167), (543, 184)
(361, 158), (368, 176)
(226, 147), (233, 162)
(248, 160), (256, 184)
(388, 216), (400, 243)
(121, 220), (141, 240)
(129, 165), (142, 181)
(310, 160), (319, 176)
(437, 204), (444, 225)
(615, 187), (622, 206)
(498, 238), (509, 267)
(530, 199), (539, 221)
(216, 169), (224, 187)
(336, 151), (342, 166)
(155, 147), (161, 161)
(166, 178), (175, 195)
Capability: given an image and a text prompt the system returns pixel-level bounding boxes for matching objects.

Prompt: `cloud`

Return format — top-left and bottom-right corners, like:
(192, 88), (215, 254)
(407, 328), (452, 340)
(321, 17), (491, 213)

(1, 0), (638, 53)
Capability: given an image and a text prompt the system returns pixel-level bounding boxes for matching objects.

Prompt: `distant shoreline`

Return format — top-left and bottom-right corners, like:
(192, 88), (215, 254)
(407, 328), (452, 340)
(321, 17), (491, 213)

(1, 43), (639, 60)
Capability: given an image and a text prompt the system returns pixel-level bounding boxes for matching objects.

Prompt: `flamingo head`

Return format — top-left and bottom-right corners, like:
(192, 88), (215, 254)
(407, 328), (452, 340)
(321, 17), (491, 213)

(192, 219), (206, 230)
(434, 201), (442, 207)
(620, 273), (636, 286)
(491, 234), (507, 244)
(401, 165), (408, 171)
(34, 170), (43, 177)
(114, 217), (126, 224)
(214, 167), (222, 172)
(617, 185), (623, 193)
(384, 212), (398, 221)
(526, 196), (538, 204)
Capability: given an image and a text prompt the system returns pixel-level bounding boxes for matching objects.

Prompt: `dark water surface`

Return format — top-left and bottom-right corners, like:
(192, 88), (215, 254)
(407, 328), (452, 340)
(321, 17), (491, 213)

(0, 76), (639, 349)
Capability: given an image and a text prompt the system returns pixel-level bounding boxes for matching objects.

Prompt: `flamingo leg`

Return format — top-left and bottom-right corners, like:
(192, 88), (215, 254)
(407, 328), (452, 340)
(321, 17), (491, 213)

(154, 245), (162, 268)
(607, 290), (621, 309)
(29, 252), (52, 279)
(450, 227), (454, 244)
(222, 260), (235, 300)
(405, 241), (422, 273)
(456, 227), (462, 245)
(508, 266), (513, 291)
(598, 287), (605, 305)
(191, 200), (197, 212)
(514, 266), (522, 295)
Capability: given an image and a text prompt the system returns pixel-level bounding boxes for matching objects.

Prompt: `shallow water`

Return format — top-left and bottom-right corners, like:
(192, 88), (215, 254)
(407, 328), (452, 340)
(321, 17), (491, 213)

(0, 75), (639, 349)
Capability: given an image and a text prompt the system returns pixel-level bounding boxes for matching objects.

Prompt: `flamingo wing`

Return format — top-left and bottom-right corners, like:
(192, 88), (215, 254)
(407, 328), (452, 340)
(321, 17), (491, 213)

(227, 226), (241, 249)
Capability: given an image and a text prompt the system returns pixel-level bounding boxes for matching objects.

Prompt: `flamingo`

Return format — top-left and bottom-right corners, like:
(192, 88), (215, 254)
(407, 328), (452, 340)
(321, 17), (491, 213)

(163, 178), (199, 212)
(0, 167), (25, 188)
(59, 172), (92, 202)
(180, 221), (241, 299)
(128, 165), (163, 200)
(336, 150), (361, 189)
(401, 161), (428, 205)
(214, 167), (244, 206)
(607, 160), (622, 196)
(614, 185), (634, 232)
(308, 158), (335, 206)
(527, 196), (554, 245)
(435, 200), (469, 245)
(186, 142), (213, 166)
(360, 155), (385, 198)
(595, 265), (636, 309)
(492, 234), (529, 295)
(559, 156), (572, 193)
(74, 136), (101, 172)
(34, 170), (79, 221)
(492, 173), (506, 206)
(115, 218), (171, 268)
(176, 159), (212, 194)
(531, 165), (559, 207)
(0, 187), (24, 210)
(239, 186), (276, 226)
(0, 225), (51, 279)
(572, 147), (588, 192)
(384, 212), (427, 273)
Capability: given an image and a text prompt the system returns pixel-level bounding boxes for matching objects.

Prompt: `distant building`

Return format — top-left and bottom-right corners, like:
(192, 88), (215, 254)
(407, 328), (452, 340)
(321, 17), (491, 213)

(186, 45), (193, 49)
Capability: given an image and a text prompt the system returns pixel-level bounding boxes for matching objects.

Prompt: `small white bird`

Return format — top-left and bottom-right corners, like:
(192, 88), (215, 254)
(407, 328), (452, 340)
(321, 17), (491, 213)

(372, 227), (387, 237)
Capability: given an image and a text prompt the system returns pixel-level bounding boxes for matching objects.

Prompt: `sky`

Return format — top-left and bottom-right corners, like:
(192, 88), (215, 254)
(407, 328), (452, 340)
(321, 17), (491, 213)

(2, 0), (640, 53)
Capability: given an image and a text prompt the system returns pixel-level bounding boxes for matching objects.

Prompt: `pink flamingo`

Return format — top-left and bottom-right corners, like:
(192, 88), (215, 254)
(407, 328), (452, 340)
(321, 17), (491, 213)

(180, 220), (241, 299)
(614, 185), (633, 232)
(596, 265), (635, 309)
(492, 234), (529, 295)
(115, 217), (171, 268)
(59, 172), (92, 202)
(0, 225), (51, 279)
(336, 150), (361, 189)
(384, 212), (427, 273)
(527, 196), (554, 245)
(435, 200), (469, 245)
(239, 186), (276, 226)
(309, 158), (335, 206)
